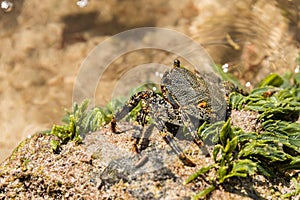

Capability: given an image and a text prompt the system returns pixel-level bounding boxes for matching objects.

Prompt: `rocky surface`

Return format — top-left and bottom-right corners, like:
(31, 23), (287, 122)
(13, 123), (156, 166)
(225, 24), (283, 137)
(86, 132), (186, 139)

(0, 119), (297, 199)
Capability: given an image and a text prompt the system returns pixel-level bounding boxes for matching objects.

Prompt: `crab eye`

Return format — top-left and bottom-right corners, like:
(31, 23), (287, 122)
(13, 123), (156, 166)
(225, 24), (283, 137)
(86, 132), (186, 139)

(173, 59), (180, 68)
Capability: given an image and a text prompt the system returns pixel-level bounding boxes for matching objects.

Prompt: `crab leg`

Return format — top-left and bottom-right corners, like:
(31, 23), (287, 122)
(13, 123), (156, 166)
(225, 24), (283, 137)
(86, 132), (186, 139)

(153, 118), (196, 167)
(180, 111), (210, 157)
(114, 91), (153, 121)
(145, 93), (197, 166)
(111, 91), (154, 133)
(133, 124), (155, 152)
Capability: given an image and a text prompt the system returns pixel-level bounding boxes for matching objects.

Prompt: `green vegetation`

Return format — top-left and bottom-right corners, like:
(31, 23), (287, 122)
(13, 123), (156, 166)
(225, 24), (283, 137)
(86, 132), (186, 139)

(48, 92), (145, 152)
(49, 98), (124, 152)
(185, 71), (300, 199)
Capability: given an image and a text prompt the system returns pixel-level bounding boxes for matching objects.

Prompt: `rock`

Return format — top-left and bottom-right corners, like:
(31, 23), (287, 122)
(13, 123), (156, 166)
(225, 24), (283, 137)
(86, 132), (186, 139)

(0, 119), (298, 199)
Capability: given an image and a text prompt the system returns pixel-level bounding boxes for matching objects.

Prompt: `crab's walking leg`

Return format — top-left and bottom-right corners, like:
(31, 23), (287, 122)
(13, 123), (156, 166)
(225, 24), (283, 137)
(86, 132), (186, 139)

(111, 91), (153, 133)
(162, 132), (196, 167)
(133, 124), (155, 153)
(116, 91), (152, 121)
(153, 118), (196, 167)
(146, 92), (196, 166)
(180, 111), (210, 157)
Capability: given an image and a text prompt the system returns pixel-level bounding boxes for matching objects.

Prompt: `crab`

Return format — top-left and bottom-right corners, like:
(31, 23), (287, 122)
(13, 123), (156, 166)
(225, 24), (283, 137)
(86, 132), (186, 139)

(111, 59), (230, 167)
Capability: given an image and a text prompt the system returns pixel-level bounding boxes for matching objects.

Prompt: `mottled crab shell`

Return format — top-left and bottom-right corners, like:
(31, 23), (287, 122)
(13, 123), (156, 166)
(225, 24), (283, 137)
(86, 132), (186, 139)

(161, 63), (227, 123)
(162, 66), (210, 108)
